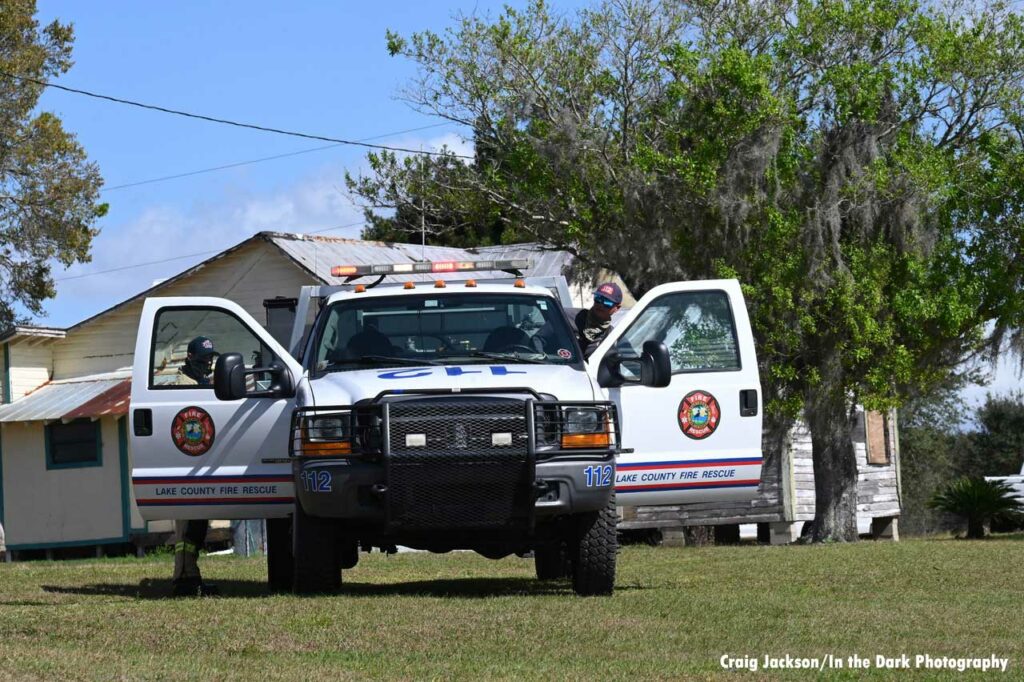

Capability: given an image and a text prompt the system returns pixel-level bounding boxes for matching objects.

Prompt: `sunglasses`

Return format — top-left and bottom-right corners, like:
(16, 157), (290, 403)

(594, 295), (618, 308)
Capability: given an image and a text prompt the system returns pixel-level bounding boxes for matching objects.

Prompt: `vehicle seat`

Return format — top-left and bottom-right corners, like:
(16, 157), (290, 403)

(345, 326), (397, 358)
(482, 326), (531, 352)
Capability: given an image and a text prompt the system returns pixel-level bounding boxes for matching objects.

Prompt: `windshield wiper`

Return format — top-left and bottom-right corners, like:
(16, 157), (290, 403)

(326, 355), (441, 369)
(455, 351), (550, 365)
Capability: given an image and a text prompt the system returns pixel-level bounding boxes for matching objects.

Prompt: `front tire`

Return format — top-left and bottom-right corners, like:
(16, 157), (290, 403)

(292, 502), (340, 594)
(569, 495), (617, 596)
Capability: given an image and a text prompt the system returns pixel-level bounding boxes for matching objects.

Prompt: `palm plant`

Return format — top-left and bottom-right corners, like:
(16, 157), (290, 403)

(929, 478), (1023, 539)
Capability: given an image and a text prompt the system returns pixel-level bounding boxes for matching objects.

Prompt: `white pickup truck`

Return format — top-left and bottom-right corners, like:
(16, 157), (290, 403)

(129, 259), (762, 595)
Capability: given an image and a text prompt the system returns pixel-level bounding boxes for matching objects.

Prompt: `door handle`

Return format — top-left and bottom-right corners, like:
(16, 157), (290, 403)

(133, 408), (153, 436)
(739, 390), (758, 417)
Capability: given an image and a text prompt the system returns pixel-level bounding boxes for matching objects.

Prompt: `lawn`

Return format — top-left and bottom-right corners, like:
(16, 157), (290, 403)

(0, 536), (1020, 680)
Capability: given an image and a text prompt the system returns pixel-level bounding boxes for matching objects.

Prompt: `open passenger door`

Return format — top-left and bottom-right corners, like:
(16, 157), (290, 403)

(130, 297), (302, 520)
(587, 280), (763, 506)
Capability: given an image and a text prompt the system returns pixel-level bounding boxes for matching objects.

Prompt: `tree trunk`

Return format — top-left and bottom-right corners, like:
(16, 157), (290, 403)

(966, 516), (986, 539)
(804, 384), (860, 543)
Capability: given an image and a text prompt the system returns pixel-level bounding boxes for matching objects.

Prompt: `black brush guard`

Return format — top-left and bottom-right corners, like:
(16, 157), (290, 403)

(291, 389), (619, 532)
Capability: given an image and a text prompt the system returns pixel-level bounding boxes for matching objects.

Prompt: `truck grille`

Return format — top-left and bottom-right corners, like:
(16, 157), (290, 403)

(386, 398), (532, 529)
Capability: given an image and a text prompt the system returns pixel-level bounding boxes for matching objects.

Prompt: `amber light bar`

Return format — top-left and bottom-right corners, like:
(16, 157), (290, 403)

(331, 259), (530, 278)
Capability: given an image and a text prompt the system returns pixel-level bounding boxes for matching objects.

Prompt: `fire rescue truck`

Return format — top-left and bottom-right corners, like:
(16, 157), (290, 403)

(129, 259), (762, 595)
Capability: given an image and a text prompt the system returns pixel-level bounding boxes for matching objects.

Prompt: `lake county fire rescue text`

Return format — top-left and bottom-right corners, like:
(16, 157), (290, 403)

(129, 259), (763, 595)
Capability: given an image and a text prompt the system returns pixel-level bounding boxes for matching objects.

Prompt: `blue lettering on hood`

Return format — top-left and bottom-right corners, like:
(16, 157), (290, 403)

(445, 367), (482, 376)
(377, 366), (529, 379)
(377, 368), (433, 379)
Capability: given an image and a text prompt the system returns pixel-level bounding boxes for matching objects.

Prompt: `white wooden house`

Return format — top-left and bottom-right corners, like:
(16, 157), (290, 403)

(0, 230), (900, 557)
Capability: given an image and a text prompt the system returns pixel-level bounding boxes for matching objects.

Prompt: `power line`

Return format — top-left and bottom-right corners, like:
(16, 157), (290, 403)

(2, 71), (472, 160)
(101, 122), (452, 192)
(55, 220), (366, 281)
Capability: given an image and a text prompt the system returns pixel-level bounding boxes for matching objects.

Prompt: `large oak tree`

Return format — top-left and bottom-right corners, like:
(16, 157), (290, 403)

(348, 0), (1024, 541)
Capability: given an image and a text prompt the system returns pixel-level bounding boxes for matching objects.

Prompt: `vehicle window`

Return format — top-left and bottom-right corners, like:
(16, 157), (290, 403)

(150, 308), (275, 389)
(313, 293), (579, 371)
(615, 290), (740, 374)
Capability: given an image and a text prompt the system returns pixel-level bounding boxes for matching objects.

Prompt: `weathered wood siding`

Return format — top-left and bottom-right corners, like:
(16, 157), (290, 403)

(53, 241), (317, 379)
(6, 343), (53, 400)
(792, 410), (902, 522)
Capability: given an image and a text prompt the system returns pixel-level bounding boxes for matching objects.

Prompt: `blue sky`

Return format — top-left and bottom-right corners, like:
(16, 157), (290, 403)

(28, 1), (1021, 404)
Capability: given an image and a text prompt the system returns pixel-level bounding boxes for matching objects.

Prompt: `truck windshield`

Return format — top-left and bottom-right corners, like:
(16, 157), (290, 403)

(313, 292), (580, 371)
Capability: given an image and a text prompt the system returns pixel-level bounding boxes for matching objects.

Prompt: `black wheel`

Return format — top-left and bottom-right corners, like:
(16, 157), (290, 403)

(534, 540), (569, 580)
(569, 495), (618, 596)
(292, 502), (340, 594)
(266, 516), (294, 593)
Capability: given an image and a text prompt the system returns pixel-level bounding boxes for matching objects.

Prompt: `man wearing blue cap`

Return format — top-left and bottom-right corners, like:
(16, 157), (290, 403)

(575, 282), (622, 357)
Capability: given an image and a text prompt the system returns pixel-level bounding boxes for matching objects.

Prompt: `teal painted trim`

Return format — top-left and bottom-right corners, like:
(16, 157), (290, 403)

(45, 419), (103, 470)
(117, 416), (132, 538)
(2, 342), (10, 404)
(0, 424), (5, 526)
(8, 535), (128, 551)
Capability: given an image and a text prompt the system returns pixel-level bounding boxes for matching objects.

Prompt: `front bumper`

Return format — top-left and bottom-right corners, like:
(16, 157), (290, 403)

(294, 455), (615, 521)
(291, 393), (619, 529)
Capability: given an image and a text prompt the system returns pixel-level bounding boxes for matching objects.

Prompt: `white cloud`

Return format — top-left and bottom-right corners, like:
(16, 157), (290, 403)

(44, 161), (363, 326)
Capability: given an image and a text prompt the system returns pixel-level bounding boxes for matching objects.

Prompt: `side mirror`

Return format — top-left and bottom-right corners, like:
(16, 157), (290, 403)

(214, 353), (296, 401)
(640, 341), (671, 387)
(214, 353), (246, 401)
(266, 360), (295, 398)
(597, 350), (626, 388)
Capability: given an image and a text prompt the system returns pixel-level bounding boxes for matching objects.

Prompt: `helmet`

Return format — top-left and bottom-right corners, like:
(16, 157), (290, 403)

(183, 336), (218, 382)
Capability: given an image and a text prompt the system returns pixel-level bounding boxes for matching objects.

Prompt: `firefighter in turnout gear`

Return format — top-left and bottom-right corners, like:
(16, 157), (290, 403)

(170, 336), (219, 596)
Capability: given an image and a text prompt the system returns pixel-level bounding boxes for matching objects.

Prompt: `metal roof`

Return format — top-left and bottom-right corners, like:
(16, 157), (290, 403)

(0, 377), (130, 423)
(264, 232), (573, 284)
(62, 380), (131, 420)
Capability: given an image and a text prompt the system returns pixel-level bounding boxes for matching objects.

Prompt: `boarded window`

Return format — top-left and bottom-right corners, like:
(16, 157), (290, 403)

(46, 419), (101, 469)
(865, 411), (890, 465)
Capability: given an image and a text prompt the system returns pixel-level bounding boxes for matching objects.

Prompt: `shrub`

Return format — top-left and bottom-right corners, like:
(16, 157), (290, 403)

(929, 478), (1023, 539)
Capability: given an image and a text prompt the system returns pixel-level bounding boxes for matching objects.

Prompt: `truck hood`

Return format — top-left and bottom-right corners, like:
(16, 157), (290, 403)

(302, 363), (596, 405)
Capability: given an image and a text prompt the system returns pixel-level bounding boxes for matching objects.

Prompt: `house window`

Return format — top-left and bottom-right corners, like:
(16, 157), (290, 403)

(46, 419), (102, 469)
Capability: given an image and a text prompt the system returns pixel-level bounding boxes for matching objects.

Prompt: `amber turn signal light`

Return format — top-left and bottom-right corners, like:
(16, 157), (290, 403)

(560, 432), (611, 449)
(301, 440), (353, 457)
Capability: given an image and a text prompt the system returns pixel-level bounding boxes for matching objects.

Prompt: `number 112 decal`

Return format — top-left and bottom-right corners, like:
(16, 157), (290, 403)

(583, 465), (613, 488)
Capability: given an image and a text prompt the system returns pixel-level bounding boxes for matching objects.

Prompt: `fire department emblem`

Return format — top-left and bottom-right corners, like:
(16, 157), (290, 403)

(678, 390), (721, 440)
(171, 406), (216, 456)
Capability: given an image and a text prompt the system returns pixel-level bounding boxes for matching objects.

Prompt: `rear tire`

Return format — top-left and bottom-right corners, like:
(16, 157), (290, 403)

(569, 495), (617, 596)
(534, 540), (569, 580)
(292, 502), (340, 594)
(266, 516), (294, 593)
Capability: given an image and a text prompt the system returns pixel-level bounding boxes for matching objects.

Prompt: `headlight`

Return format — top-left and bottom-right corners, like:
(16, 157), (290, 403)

(564, 408), (600, 434)
(300, 415), (352, 456)
(561, 407), (610, 449)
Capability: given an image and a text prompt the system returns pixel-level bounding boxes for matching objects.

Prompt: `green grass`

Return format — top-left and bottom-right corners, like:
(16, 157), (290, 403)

(0, 537), (1021, 680)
